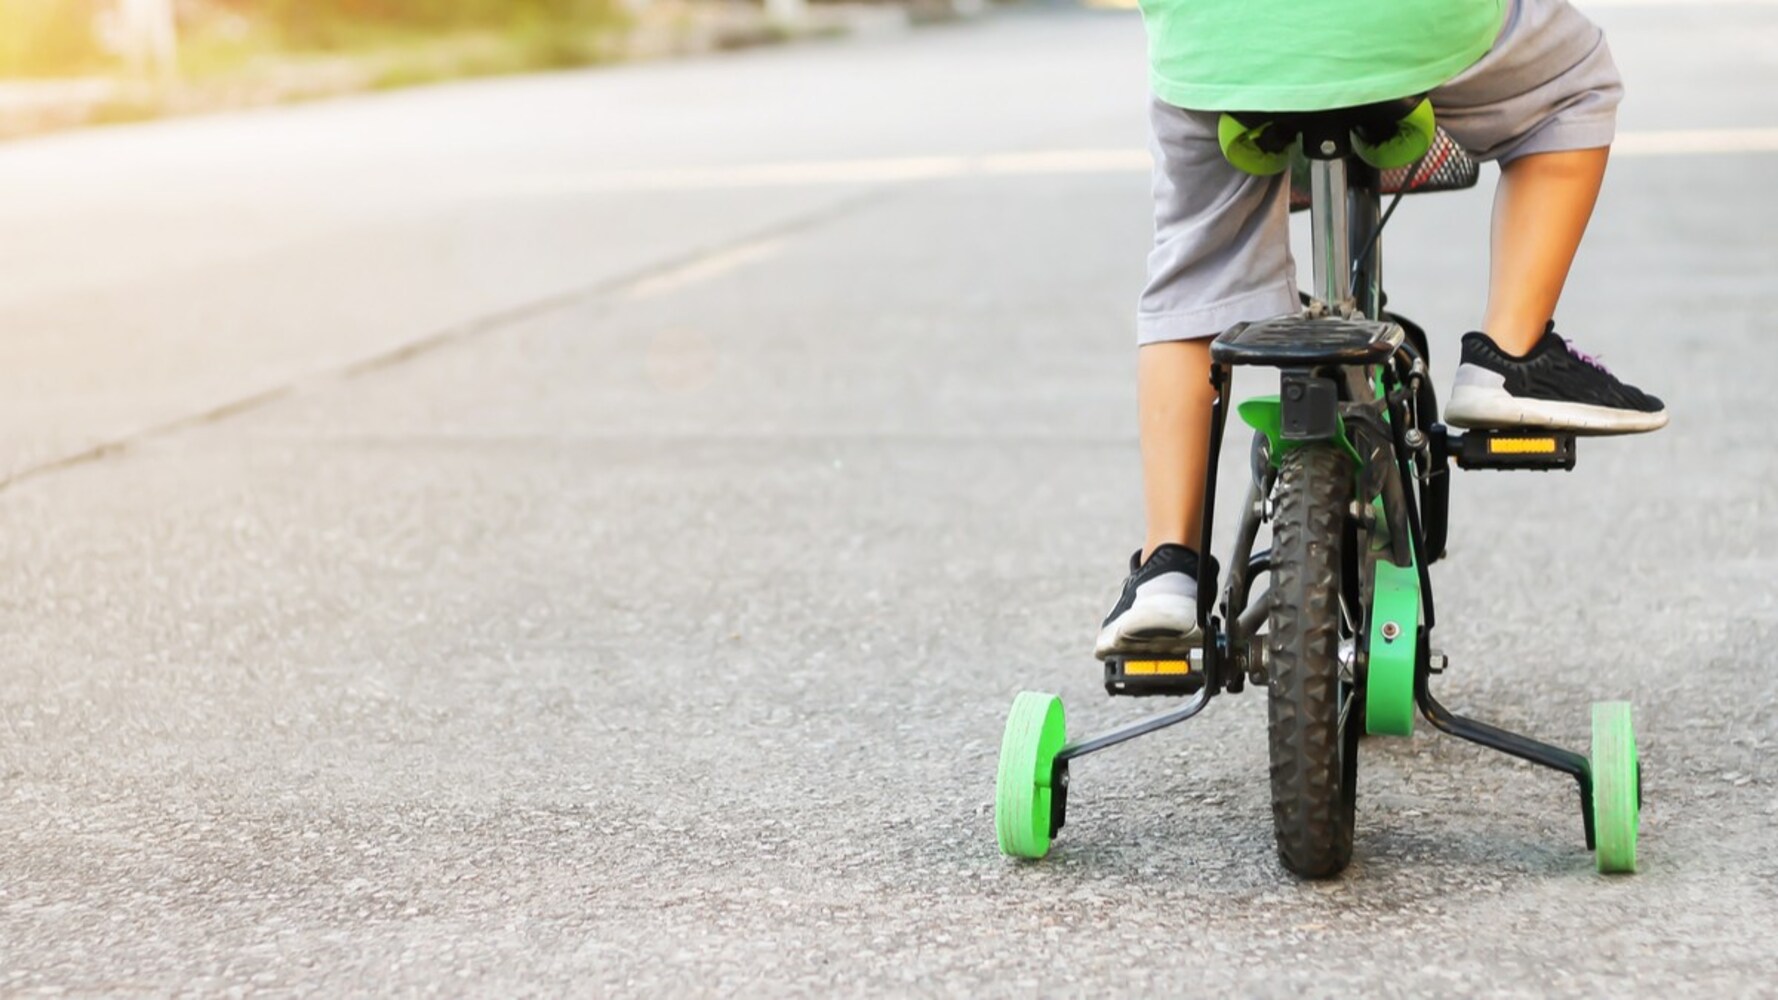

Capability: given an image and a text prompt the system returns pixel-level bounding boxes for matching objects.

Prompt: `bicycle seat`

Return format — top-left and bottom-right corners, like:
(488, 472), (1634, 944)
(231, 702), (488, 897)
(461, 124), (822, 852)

(1219, 97), (1434, 174)
(1230, 98), (1425, 151)
(1287, 128), (1479, 211)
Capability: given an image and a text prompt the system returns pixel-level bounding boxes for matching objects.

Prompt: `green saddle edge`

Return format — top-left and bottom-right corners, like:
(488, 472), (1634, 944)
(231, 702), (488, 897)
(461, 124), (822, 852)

(1217, 98), (1437, 177)
(1217, 114), (1292, 177)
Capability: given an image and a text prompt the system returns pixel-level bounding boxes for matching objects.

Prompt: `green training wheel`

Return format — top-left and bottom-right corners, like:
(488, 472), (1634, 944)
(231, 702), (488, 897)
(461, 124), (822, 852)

(1590, 701), (1640, 874)
(995, 691), (1067, 859)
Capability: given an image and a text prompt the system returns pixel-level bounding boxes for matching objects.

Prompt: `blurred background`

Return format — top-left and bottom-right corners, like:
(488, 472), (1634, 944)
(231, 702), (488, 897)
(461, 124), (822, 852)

(0, 0), (970, 137)
(1, 0), (1774, 994)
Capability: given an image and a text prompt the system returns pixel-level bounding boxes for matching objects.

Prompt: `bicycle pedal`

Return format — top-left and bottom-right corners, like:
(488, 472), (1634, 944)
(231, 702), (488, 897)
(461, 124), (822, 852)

(1448, 428), (1577, 471)
(1104, 657), (1205, 697)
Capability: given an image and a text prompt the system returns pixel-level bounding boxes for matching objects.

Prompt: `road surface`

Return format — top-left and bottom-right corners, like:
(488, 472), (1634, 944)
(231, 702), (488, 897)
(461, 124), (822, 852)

(2, 2), (1775, 995)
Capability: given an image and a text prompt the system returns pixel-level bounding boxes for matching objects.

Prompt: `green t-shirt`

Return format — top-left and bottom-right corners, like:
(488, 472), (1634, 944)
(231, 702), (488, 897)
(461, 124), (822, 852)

(1140, 1), (1507, 112)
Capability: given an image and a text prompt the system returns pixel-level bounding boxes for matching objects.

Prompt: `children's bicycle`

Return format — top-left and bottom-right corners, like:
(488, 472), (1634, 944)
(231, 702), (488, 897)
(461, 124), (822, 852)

(993, 98), (1641, 877)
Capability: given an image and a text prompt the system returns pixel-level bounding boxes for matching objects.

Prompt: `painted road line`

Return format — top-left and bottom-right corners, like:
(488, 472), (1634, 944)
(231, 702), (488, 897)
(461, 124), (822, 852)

(1613, 127), (1778, 156)
(622, 235), (789, 301)
(486, 126), (1778, 199)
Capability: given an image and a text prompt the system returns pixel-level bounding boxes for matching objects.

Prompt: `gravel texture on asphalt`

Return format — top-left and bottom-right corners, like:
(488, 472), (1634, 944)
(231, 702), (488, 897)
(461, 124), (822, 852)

(2, 4), (1776, 996)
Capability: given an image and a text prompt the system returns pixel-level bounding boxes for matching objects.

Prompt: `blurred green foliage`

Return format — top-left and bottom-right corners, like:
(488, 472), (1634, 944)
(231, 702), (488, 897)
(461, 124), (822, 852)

(220, 0), (622, 50)
(0, 0), (626, 78)
(0, 1), (107, 76)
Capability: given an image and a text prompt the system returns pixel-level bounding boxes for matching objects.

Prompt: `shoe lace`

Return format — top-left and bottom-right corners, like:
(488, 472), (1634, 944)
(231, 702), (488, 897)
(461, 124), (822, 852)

(1561, 337), (1612, 374)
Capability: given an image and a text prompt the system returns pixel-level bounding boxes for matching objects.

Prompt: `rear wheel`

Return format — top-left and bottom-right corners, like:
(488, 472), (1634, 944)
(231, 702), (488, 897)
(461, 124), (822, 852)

(1266, 444), (1358, 878)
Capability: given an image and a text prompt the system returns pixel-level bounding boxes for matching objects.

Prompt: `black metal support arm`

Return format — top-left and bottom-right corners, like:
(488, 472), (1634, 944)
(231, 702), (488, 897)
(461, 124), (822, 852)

(1383, 369), (1438, 629)
(1056, 685), (1214, 765)
(1415, 667), (1596, 849)
(1197, 364), (1232, 635)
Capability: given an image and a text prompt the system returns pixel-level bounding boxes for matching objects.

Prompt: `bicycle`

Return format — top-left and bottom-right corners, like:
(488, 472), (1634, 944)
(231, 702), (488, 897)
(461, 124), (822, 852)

(992, 98), (1642, 878)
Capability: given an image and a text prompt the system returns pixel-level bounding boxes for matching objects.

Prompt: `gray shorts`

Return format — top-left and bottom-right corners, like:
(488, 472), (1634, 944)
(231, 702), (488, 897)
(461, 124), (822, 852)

(1139, 0), (1622, 345)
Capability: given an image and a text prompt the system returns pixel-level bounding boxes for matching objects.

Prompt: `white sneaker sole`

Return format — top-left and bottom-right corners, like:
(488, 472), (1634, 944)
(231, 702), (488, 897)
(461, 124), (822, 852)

(1095, 594), (1201, 660)
(1445, 385), (1668, 435)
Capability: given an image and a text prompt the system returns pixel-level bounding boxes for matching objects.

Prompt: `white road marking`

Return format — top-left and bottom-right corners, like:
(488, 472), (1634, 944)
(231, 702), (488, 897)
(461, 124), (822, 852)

(621, 235), (788, 301)
(975, 148), (1151, 174)
(575, 125), (1778, 300)
(502, 127), (1778, 200)
(1612, 127), (1778, 156)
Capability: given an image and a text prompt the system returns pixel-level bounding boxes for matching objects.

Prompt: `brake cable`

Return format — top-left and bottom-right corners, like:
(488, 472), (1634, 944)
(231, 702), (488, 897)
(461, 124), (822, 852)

(1348, 144), (1451, 296)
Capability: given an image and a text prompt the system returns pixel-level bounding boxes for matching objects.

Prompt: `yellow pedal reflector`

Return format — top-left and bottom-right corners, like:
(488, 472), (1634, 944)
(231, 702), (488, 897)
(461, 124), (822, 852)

(1123, 660), (1192, 675)
(1488, 436), (1558, 455)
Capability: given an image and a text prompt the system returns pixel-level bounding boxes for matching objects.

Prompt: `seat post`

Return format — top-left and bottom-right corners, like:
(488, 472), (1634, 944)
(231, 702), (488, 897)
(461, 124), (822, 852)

(1346, 161), (1384, 320)
(1307, 157), (1352, 313)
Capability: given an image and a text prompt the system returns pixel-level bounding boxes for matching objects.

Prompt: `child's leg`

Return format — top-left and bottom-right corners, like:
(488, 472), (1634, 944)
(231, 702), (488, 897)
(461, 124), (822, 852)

(1433, 0), (1664, 432)
(1436, 0), (1622, 355)
(1484, 148), (1610, 356)
(1139, 340), (1215, 557)
(1097, 99), (1296, 659)
(1135, 97), (1297, 557)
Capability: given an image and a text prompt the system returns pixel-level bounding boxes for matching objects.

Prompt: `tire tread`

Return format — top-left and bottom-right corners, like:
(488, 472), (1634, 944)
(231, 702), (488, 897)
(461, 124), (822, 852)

(1267, 444), (1355, 878)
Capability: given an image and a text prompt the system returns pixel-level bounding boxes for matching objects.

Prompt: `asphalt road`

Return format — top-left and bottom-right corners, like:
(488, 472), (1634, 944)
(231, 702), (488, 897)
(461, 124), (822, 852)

(3, 2), (1776, 996)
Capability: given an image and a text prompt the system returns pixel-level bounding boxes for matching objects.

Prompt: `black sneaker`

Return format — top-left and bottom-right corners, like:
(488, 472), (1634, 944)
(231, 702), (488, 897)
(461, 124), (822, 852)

(1094, 544), (1219, 660)
(1445, 324), (1667, 434)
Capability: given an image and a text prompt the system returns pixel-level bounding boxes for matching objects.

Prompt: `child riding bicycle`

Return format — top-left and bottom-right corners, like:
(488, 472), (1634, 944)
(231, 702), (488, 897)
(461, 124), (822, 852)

(1098, 0), (1668, 660)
